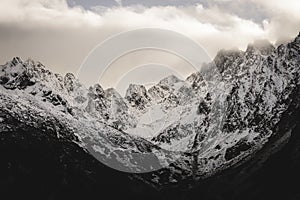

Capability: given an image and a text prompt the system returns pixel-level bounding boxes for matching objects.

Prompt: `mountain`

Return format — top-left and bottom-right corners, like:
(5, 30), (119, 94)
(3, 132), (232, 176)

(0, 32), (300, 199)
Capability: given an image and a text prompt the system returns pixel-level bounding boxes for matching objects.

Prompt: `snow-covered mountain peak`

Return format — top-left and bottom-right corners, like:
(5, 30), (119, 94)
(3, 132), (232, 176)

(213, 49), (244, 73)
(125, 84), (148, 97)
(64, 73), (78, 92)
(88, 83), (105, 99)
(0, 57), (35, 90)
(158, 74), (182, 87)
(290, 32), (300, 50)
(64, 72), (76, 80)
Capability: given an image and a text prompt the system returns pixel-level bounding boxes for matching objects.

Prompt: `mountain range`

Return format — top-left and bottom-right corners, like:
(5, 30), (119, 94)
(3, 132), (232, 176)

(1, 32), (300, 200)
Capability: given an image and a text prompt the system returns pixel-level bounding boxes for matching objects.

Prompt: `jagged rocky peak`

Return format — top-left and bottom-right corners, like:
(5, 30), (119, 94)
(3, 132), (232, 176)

(126, 84), (148, 97)
(63, 73), (88, 105)
(104, 88), (128, 109)
(289, 31), (300, 49)
(1, 57), (61, 89)
(9, 58), (64, 90)
(186, 71), (202, 83)
(86, 84), (108, 119)
(158, 75), (182, 87)
(1, 57), (24, 74)
(125, 84), (150, 109)
(213, 49), (243, 73)
(246, 39), (275, 56)
(25, 59), (63, 84)
(88, 83), (105, 99)
(0, 57), (35, 89)
(64, 73), (76, 92)
(11, 57), (23, 66)
(186, 71), (205, 89)
(63, 73), (86, 94)
(24, 58), (35, 66)
(147, 75), (180, 101)
(103, 87), (131, 128)
(294, 31), (300, 43)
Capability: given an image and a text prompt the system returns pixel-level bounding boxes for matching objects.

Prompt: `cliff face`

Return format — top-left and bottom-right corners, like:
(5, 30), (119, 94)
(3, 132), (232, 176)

(0, 33), (300, 199)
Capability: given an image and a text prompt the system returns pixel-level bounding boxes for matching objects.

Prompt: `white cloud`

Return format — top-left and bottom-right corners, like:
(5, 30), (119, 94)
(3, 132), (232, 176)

(245, 0), (300, 42)
(0, 0), (299, 90)
(0, 0), (102, 26)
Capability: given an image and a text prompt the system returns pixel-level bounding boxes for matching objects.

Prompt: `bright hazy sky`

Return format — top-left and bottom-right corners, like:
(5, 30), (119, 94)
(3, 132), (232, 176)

(0, 0), (300, 94)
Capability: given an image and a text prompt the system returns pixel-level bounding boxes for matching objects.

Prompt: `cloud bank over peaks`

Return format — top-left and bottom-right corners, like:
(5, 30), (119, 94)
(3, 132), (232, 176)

(0, 0), (299, 89)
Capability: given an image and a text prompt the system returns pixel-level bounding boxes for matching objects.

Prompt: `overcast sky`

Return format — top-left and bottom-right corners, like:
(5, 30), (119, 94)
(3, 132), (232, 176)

(0, 0), (300, 94)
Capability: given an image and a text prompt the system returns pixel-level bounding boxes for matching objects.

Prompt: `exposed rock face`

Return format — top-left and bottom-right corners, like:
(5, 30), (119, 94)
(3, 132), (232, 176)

(125, 84), (150, 110)
(1, 32), (300, 199)
(214, 49), (244, 73)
